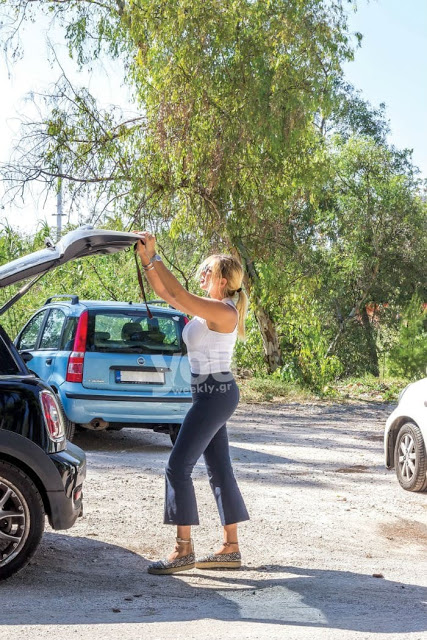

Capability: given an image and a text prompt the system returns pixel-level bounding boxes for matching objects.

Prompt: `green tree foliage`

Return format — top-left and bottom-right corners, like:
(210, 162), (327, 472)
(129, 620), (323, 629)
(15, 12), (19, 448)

(1, 1), (426, 389)
(1, 0), (358, 374)
(2, 0), (356, 227)
(389, 295), (427, 380)
(312, 136), (427, 376)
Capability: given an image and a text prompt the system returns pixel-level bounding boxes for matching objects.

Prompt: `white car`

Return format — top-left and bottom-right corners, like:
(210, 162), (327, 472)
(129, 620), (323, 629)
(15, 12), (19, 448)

(385, 378), (427, 492)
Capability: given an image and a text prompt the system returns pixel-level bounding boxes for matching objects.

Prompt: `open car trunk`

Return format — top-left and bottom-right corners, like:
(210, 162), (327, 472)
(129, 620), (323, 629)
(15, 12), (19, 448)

(0, 226), (140, 314)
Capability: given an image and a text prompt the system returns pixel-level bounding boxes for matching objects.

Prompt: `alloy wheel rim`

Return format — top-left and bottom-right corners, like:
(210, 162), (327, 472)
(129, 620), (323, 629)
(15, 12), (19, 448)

(398, 433), (417, 482)
(0, 478), (30, 567)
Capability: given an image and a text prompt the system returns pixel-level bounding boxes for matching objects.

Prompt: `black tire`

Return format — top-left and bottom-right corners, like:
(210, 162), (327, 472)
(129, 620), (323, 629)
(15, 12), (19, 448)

(55, 395), (76, 442)
(0, 461), (45, 581)
(394, 422), (427, 492)
(169, 424), (181, 445)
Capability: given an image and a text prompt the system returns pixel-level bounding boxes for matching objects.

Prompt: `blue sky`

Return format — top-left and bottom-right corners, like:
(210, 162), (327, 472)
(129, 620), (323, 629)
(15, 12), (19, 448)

(1, 0), (426, 232)
(343, 0), (427, 176)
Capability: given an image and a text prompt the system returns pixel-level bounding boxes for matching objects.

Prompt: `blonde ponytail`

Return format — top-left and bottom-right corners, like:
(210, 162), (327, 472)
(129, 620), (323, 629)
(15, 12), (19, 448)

(233, 289), (249, 341)
(199, 254), (249, 342)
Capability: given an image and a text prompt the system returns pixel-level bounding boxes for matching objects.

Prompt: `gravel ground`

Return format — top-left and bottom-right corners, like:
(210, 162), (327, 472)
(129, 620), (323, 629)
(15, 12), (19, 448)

(1, 401), (426, 640)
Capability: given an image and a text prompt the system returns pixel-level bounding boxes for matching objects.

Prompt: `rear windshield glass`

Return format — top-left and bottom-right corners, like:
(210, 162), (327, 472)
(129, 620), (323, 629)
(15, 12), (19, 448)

(0, 337), (20, 375)
(87, 310), (185, 355)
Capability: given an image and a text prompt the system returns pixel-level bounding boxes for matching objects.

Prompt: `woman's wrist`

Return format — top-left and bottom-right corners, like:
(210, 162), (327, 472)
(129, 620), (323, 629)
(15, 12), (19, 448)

(145, 253), (161, 265)
(140, 253), (159, 270)
(136, 237), (156, 265)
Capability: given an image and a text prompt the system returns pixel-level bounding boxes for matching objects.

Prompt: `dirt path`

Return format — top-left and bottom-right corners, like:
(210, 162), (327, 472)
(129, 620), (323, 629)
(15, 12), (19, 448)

(1, 402), (426, 639)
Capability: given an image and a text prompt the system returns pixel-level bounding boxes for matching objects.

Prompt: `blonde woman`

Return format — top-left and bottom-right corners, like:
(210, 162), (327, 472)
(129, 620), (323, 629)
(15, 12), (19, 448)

(136, 231), (249, 574)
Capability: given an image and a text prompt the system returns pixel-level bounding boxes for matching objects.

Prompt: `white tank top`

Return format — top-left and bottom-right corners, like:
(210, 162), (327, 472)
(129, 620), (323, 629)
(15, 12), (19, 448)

(182, 298), (238, 374)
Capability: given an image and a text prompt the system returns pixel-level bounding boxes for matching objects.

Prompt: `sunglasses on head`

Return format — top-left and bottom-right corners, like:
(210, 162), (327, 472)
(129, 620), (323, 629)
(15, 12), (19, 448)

(201, 265), (212, 275)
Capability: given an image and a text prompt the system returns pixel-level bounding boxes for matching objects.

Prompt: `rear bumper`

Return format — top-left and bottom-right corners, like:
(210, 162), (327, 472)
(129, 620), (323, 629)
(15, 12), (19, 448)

(61, 388), (192, 424)
(47, 443), (86, 529)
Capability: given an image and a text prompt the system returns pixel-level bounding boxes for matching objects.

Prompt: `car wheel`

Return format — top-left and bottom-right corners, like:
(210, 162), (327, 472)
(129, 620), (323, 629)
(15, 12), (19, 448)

(0, 461), (45, 581)
(394, 422), (427, 492)
(169, 424), (181, 445)
(55, 395), (76, 442)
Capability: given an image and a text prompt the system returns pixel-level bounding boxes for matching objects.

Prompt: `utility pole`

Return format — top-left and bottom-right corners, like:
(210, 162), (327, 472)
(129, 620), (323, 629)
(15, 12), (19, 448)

(54, 155), (66, 240)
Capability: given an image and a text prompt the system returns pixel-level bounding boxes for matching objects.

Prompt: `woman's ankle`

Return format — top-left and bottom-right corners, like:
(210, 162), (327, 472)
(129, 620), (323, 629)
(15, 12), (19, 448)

(175, 537), (193, 552)
(167, 537), (193, 562)
(216, 541), (239, 555)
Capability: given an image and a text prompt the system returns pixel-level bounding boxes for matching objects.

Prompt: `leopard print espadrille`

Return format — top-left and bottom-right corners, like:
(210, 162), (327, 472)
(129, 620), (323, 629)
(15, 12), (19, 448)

(147, 552), (196, 575)
(147, 537), (195, 575)
(195, 549), (241, 569)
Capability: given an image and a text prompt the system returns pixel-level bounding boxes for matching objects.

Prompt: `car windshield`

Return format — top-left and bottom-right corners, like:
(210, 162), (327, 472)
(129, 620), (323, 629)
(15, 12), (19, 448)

(87, 310), (185, 355)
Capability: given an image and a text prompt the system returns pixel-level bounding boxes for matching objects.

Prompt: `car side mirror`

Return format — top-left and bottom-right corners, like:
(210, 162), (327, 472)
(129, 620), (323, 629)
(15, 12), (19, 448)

(20, 351), (34, 363)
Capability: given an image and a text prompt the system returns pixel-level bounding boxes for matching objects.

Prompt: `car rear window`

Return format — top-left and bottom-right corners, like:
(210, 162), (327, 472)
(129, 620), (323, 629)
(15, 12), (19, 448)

(87, 310), (185, 355)
(0, 337), (20, 375)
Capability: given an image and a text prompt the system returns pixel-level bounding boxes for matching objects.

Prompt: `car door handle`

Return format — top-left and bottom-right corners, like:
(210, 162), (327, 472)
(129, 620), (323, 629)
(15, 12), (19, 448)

(46, 358), (53, 365)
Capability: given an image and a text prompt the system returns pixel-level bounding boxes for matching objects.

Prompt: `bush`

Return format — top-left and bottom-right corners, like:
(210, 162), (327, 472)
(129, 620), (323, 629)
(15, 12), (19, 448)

(233, 310), (267, 376)
(276, 303), (343, 392)
(388, 294), (427, 379)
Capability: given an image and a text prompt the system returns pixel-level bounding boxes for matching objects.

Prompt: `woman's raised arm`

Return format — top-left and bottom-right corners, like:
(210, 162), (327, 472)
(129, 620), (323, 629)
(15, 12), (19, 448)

(136, 234), (236, 330)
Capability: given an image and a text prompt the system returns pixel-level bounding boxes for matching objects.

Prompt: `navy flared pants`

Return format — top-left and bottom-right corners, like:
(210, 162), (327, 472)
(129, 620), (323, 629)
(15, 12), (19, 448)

(164, 371), (250, 526)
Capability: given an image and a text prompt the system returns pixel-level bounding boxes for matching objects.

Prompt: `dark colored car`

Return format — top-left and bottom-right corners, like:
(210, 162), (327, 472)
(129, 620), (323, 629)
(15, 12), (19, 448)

(0, 226), (141, 579)
(0, 326), (86, 579)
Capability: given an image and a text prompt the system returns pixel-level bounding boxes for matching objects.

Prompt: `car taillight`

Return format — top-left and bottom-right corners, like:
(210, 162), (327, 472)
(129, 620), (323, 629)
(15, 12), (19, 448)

(66, 311), (88, 383)
(66, 352), (85, 382)
(40, 391), (65, 441)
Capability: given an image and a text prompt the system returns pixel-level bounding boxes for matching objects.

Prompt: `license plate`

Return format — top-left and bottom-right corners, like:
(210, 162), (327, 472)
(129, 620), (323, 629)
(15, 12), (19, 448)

(115, 370), (165, 385)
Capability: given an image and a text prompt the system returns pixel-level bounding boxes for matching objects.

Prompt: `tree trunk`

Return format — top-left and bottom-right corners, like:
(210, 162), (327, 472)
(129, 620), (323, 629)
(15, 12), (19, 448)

(252, 303), (283, 372)
(231, 239), (283, 373)
(361, 306), (380, 377)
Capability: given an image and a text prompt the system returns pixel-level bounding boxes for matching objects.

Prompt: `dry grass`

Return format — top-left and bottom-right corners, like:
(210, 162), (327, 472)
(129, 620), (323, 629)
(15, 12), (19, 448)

(236, 376), (314, 404)
(236, 374), (408, 404)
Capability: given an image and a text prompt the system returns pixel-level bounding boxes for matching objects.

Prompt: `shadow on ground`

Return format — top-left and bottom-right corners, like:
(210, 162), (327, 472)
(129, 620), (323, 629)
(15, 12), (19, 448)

(1, 534), (425, 633)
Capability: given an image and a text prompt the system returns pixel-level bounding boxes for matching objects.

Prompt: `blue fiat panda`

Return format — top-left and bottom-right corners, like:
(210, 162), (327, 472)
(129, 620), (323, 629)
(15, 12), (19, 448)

(15, 298), (192, 444)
